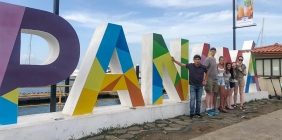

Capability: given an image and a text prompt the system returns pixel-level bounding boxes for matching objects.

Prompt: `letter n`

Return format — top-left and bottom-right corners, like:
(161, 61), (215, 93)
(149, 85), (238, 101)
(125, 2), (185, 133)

(63, 23), (145, 116)
(141, 33), (185, 105)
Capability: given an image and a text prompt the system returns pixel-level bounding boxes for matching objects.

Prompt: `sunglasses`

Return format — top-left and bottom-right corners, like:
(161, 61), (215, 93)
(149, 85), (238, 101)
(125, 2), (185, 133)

(239, 59), (243, 61)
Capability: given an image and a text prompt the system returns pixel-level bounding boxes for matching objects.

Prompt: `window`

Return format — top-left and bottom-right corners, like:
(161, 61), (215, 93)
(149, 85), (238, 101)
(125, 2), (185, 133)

(280, 59), (282, 76)
(273, 59), (280, 76)
(264, 59), (271, 76)
(256, 59), (282, 77)
(281, 60), (282, 76)
(256, 60), (263, 75)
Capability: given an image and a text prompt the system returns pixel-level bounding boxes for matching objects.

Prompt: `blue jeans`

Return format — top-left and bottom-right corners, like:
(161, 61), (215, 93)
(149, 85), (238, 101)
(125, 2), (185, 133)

(190, 85), (203, 115)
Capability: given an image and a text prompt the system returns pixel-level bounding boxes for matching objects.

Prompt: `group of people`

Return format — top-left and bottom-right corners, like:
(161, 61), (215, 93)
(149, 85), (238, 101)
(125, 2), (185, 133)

(172, 47), (246, 118)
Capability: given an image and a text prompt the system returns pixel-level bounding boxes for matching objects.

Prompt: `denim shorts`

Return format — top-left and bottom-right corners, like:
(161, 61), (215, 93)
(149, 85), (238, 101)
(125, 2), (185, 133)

(225, 83), (230, 89)
(218, 77), (225, 86)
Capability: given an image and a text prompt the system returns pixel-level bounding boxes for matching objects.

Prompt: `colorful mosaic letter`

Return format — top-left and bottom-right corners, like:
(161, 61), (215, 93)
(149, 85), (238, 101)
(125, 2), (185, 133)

(189, 43), (210, 63)
(214, 47), (232, 63)
(229, 41), (259, 93)
(0, 2), (80, 125)
(62, 23), (145, 116)
(141, 33), (185, 105)
(241, 41), (260, 93)
(170, 39), (189, 100)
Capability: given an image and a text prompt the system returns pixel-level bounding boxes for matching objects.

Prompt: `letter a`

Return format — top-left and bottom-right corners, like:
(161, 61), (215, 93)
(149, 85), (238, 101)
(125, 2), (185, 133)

(63, 23), (145, 116)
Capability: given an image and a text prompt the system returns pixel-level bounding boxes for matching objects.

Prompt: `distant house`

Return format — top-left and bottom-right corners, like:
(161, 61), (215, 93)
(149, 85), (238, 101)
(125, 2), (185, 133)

(244, 43), (282, 96)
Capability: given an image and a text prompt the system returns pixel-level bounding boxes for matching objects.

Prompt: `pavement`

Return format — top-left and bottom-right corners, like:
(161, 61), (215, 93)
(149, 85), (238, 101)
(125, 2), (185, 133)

(192, 109), (282, 140)
(84, 99), (282, 140)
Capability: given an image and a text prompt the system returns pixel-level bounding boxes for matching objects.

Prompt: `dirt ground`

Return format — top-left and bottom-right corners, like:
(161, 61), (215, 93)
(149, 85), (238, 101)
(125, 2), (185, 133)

(83, 99), (282, 140)
(137, 99), (282, 140)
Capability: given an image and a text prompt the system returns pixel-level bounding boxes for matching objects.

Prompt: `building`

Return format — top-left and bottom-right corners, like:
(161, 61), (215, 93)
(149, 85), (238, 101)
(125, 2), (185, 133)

(244, 43), (282, 96)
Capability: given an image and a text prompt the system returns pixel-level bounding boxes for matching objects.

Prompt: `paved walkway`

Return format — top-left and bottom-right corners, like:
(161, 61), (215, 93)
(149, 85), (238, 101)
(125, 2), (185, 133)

(192, 109), (282, 140)
(85, 99), (282, 140)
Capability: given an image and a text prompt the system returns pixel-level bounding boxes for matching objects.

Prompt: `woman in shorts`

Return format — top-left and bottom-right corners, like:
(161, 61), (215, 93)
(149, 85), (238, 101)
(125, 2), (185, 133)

(236, 56), (247, 110)
(224, 62), (234, 110)
(231, 62), (239, 108)
(217, 56), (228, 113)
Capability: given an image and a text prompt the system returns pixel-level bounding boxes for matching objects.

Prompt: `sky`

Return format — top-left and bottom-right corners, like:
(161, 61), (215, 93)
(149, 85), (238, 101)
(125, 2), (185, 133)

(2, 0), (282, 70)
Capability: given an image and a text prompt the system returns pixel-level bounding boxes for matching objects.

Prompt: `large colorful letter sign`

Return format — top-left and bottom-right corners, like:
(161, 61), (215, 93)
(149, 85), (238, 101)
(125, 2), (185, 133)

(62, 23), (145, 116)
(141, 34), (187, 105)
(0, 2), (80, 125)
(241, 41), (260, 93)
(190, 41), (260, 93)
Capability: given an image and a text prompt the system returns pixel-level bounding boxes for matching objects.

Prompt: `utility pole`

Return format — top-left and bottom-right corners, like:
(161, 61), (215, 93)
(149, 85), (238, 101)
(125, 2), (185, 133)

(233, 0), (236, 50)
(260, 18), (265, 47)
(232, 0), (256, 50)
(50, 0), (60, 112)
(28, 34), (32, 65)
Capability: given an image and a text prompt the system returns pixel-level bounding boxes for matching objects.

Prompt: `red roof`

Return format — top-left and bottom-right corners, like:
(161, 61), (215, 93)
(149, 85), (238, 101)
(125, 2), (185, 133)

(244, 43), (282, 54)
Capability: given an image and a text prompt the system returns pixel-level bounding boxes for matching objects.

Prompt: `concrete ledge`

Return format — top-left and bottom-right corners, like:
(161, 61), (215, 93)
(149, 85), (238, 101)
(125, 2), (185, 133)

(0, 91), (268, 140)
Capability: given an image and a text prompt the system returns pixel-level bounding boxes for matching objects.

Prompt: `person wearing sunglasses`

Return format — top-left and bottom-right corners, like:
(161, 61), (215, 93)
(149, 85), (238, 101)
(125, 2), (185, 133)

(236, 56), (246, 110)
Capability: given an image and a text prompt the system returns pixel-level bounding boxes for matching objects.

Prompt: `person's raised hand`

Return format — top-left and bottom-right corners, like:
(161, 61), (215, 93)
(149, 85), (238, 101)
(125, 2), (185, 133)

(171, 57), (175, 62)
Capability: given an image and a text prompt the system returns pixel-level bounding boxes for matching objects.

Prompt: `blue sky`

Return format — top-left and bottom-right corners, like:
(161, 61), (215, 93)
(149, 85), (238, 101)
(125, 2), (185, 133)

(2, 0), (282, 69)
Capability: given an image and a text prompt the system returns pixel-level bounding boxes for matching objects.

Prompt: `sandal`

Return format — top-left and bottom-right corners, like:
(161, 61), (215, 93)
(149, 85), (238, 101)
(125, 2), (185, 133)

(227, 106), (234, 110)
(219, 107), (228, 113)
(233, 104), (237, 108)
(240, 106), (244, 110)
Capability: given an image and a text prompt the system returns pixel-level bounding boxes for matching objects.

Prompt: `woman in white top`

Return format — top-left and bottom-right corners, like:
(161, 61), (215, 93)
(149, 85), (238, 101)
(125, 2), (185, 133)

(217, 56), (228, 113)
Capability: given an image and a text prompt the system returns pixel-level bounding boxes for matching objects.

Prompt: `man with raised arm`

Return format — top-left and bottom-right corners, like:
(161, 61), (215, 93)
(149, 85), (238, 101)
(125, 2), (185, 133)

(172, 54), (207, 119)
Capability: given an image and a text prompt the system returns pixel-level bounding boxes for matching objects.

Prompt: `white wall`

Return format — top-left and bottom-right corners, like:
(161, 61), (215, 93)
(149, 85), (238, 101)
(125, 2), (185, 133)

(0, 91), (268, 140)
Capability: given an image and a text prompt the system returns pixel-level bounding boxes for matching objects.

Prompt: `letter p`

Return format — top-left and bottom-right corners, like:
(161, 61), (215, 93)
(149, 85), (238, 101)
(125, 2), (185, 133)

(0, 2), (80, 125)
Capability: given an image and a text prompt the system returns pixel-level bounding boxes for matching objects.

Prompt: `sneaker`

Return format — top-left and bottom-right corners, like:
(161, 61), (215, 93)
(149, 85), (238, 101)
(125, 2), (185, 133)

(195, 114), (203, 118)
(205, 110), (215, 116)
(189, 114), (194, 119)
(210, 109), (220, 115)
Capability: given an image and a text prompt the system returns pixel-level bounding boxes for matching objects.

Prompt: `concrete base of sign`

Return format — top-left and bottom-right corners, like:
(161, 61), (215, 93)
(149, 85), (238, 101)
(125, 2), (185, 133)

(0, 91), (268, 140)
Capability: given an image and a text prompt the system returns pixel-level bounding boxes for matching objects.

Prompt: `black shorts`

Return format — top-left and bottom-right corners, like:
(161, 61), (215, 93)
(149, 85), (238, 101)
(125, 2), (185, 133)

(230, 82), (235, 88)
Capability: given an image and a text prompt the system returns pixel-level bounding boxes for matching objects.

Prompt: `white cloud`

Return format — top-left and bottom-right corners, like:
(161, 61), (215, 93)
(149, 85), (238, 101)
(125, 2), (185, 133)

(62, 9), (282, 46)
(189, 10), (232, 21)
(164, 12), (199, 18)
(139, 0), (282, 9)
(255, 0), (282, 8)
(139, 0), (229, 8)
